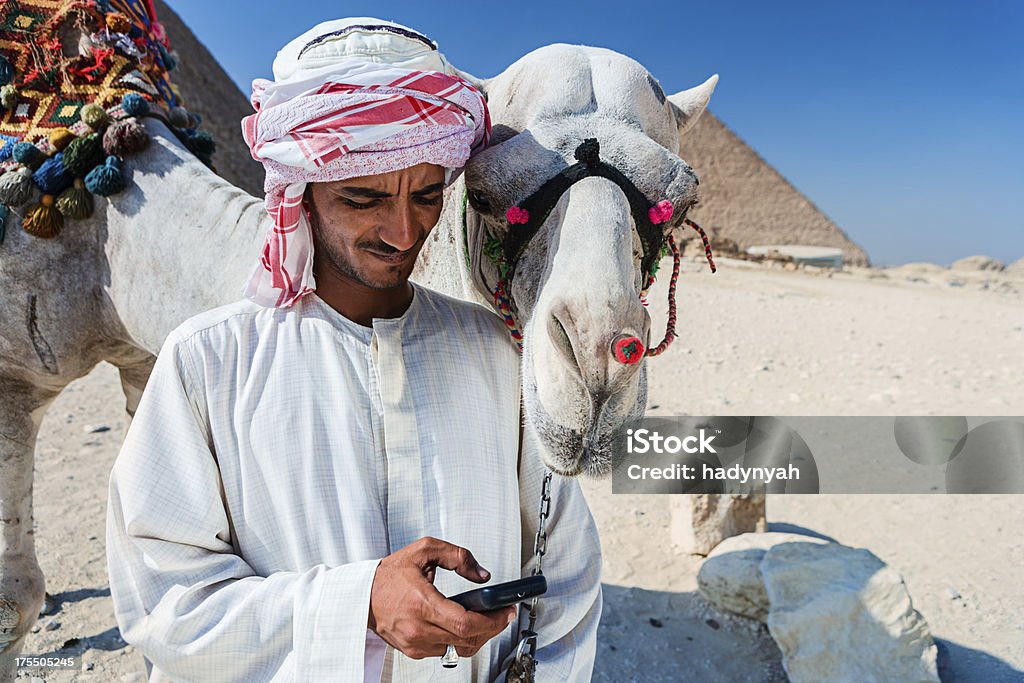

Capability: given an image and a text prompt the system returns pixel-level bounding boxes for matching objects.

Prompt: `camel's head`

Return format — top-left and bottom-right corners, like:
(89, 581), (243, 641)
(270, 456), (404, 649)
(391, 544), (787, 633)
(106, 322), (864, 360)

(459, 45), (716, 477)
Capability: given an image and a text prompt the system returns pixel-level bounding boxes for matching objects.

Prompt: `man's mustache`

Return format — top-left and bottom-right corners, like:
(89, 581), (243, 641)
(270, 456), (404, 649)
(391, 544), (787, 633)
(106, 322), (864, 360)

(357, 235), (425, 254)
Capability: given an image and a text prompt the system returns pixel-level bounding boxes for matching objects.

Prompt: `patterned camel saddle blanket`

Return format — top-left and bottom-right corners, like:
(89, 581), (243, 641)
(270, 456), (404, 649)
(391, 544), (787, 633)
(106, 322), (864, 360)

(0, 0), (215, 241)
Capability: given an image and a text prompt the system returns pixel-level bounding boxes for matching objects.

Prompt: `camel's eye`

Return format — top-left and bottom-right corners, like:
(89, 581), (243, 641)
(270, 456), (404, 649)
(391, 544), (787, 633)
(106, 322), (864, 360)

(467, 189), (492, 214)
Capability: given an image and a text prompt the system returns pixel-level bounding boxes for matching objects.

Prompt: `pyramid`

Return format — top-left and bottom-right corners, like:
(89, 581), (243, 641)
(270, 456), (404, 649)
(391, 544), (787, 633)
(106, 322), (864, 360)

(153, 0), (263, 196)
(156, 2), (868, 265)
(682, 112), (868, 266)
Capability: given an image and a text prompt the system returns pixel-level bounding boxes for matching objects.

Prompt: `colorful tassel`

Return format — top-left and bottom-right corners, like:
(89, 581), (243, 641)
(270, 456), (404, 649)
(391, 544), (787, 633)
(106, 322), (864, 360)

(121, 92), (150, 117)
(506, 206), (530, 224)
(48, 128), (76, 152)
(0, 167), (35, 206)
(184, 129), (215, 165)
(12, 142), (45, 170)
(648, 199), (674, 225)
(0, 84), (16, 110)
(85, 156), (126, 196)
(168, 106), (190, 129)
(56, 178), (93, 219)
(103, 118), (149, 156)
(105, 12), (131, 34)
(33, 153), (73, 195)
(22, 195), (63, 238)
(79, 103), (110, 131)
(63, 133), (105, 177)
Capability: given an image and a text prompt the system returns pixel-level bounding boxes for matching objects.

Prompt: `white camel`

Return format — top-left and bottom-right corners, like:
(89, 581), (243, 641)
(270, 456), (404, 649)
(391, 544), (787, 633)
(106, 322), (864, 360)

(0, 41), (754, 674)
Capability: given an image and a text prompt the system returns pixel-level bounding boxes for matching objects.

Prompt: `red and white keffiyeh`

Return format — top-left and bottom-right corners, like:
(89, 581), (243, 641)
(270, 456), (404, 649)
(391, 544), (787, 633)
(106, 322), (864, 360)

(240, 21), (490, 308)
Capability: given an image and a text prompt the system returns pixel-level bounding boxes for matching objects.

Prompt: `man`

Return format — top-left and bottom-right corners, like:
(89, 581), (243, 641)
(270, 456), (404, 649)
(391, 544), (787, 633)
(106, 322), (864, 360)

(105, 17), (602, 683)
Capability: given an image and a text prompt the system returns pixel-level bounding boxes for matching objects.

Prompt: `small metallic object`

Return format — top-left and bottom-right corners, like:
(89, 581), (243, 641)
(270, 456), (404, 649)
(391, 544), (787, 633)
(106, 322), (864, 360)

(507, 470), (554, 683)
(441, 644), (459, 669)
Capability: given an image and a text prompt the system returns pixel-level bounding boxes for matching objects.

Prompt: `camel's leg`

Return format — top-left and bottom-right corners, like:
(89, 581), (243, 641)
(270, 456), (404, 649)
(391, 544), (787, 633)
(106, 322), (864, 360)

(114, 354), (156, 419)
(0, 380), (56, 677)
(670, 493), (767, 556)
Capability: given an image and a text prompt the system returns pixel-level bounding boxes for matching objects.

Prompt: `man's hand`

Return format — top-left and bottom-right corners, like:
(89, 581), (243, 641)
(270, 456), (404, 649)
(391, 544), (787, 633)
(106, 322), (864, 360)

(367, 537), (518, 660)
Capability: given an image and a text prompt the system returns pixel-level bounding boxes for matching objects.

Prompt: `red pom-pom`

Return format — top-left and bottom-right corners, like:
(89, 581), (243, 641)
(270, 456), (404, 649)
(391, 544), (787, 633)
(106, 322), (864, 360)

(506, 206), (530, 224)
(648, 199), (674, 225)
(612, 334), (645, 364)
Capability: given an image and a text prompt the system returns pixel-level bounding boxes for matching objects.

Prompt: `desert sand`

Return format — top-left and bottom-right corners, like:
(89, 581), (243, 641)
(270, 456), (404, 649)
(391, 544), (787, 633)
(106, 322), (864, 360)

(14, 256), (1024, 681)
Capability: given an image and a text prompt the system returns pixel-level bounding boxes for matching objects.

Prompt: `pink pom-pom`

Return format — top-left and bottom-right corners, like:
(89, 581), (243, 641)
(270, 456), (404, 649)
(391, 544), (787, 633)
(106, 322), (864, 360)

(648, 199), (674, 225)
(506, 206), (530, 224)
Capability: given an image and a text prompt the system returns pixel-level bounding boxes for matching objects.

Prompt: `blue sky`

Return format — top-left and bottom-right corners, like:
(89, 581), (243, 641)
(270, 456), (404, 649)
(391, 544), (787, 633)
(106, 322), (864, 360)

(169, 1), (1023, 266)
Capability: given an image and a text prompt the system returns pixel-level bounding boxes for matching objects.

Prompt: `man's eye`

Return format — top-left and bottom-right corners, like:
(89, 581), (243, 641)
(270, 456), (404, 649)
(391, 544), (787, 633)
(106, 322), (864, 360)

(340, 198), (379, 209)
(415, 195), (442, 206)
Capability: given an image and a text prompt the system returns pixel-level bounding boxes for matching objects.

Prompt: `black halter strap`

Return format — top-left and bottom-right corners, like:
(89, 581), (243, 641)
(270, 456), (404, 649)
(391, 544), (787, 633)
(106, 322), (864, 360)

(498, 138), (667, 284)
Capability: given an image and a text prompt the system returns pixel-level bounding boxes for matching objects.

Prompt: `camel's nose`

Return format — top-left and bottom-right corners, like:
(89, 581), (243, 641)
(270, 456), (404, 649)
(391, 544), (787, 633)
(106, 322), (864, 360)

(547, 302), (649, 387)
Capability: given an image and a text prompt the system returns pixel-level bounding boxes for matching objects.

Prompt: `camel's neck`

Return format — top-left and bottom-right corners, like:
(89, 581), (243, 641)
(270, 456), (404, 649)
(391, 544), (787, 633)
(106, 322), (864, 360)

(102, 121), (271, 354)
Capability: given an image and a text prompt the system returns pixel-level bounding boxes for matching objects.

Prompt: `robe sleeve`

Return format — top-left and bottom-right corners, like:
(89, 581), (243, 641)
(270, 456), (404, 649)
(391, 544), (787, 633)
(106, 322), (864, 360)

(494, 441), (604, 682)
(105, 331), (382, 682)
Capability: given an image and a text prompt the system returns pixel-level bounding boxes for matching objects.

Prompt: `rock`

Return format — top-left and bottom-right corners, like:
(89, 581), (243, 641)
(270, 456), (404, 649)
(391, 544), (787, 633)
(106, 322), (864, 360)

(894, 262), (946, 274)
(83, 423), (111, 433)
(1006, 256), (1024, 272)
(762, 542), (939, 683)
(697, 532), (829, 620)
(670, 493), (767, 556)
(951, 255), (1004, 271)
(44, 619), (60, 631)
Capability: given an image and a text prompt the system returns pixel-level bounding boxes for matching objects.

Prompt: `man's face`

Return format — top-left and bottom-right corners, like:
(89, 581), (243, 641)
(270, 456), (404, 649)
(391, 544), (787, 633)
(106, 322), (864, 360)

(307, 162), (446, 290)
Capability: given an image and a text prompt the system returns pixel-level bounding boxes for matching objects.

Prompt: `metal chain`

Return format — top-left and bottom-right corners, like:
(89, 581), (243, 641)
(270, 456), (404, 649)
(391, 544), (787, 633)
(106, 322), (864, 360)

(506, 470), (553, 683)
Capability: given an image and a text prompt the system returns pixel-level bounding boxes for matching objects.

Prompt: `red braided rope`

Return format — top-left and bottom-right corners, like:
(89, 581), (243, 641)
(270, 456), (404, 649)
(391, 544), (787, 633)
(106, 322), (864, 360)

(644, 219), (716, 357)
(685, 217), (717, 273)
(644, 236), (681, 357)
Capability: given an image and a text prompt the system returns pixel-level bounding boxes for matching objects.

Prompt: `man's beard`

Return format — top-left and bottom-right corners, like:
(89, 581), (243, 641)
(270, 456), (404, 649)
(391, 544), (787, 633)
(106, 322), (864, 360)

(309, 211), (418, 290)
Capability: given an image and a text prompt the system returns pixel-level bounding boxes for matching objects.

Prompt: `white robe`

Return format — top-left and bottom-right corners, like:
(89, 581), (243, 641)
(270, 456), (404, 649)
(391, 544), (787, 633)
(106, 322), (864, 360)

(105, 283), (602, 682)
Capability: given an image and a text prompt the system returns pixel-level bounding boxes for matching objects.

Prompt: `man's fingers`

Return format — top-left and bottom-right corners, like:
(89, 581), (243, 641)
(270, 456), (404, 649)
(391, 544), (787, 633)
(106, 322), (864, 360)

(427, 591), (518, 642)
(414, 537), (490, 583)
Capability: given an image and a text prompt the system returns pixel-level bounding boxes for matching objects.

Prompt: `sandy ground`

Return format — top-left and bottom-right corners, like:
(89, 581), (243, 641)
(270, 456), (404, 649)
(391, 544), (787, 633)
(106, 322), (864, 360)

(13, 257), (1024, 681)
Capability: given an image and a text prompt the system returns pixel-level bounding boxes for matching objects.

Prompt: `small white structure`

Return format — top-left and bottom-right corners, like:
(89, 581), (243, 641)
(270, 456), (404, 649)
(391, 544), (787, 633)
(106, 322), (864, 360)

(748, 245), (844, 268)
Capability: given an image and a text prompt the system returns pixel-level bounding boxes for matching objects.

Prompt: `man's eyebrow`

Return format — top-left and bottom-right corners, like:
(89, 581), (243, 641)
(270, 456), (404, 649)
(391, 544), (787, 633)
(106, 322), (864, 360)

(334, 186), (391, 198)
(333, 182), (445, 199)
(412, 182), (445, 196)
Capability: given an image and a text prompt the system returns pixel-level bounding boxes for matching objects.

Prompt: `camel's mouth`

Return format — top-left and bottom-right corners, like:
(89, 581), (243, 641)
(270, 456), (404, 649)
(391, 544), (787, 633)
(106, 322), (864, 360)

(526, 390), (637, 478)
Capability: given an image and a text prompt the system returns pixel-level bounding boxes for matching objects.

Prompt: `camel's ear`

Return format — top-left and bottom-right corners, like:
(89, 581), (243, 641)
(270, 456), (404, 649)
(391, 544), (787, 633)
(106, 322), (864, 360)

(448, 65), (490, 99)
(667, 74), (718, 136)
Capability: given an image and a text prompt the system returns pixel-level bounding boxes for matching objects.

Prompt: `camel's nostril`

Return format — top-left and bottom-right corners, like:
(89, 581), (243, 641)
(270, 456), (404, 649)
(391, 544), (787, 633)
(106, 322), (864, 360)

(548, 311), (580, 373)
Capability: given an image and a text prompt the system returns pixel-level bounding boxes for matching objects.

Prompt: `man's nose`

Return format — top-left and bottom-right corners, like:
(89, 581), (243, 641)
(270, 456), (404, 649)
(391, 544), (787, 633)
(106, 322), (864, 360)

(378, 200), (421, 251)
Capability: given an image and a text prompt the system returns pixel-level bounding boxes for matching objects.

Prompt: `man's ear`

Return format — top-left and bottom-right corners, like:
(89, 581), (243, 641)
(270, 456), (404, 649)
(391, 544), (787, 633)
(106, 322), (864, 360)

(667, 74), (719, 136)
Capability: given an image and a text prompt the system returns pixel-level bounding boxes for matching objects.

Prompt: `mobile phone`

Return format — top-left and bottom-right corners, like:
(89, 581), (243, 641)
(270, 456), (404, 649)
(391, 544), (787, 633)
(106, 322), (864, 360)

(447, 575), (548, 612)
